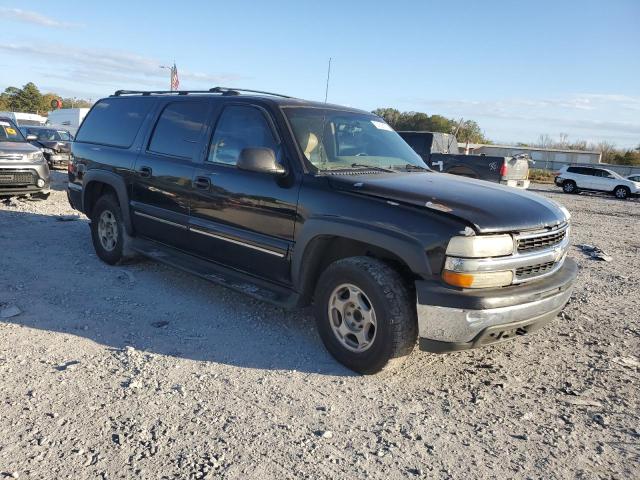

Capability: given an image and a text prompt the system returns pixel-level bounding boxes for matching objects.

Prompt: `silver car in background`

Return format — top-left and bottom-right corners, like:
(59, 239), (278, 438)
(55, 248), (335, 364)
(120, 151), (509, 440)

(0, 117), (51, 198)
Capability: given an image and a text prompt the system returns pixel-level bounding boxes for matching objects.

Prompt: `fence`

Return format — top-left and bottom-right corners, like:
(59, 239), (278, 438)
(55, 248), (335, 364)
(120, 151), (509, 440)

(532, 160), (640, 177)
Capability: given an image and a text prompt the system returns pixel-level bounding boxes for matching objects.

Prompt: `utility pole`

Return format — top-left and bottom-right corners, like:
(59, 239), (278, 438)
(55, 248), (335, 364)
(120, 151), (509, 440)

(324, 57), (332, 103)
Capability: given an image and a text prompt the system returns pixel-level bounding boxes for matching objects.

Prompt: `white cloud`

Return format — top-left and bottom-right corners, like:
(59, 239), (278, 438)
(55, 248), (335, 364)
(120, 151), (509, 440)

(0, 43), (243, 94)
(400, 93), (640, 147)
(0, 7), (82, 28)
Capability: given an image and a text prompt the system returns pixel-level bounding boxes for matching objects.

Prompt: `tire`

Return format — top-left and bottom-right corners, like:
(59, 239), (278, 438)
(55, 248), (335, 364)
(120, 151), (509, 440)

(562, 180), (577, 194)
(613, 186), (629, 200)
(313, 257), (418, 374)
(90, 194), (130, 265)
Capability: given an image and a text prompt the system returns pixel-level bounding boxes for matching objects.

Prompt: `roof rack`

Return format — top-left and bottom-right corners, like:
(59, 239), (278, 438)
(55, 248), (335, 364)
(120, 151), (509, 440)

(112, 87), (292, 98)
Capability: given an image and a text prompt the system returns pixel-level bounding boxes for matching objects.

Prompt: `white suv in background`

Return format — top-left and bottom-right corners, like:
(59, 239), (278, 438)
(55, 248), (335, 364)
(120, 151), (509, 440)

(554, 165), (640, 200)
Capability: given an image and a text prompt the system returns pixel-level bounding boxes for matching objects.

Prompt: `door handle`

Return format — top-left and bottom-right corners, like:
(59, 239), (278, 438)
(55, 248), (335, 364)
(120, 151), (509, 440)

(138, 166), (152, 178)
(194, 176), (211, 190)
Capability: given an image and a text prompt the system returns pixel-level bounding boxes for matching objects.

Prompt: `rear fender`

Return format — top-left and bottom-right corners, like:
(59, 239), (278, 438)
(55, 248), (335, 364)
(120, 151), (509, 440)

(82, 170), (133, 234)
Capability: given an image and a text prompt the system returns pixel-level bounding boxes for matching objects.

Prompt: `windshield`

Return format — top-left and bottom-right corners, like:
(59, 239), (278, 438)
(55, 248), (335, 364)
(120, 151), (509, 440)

(23, 128), (67, 141)
(0, 120), (26, 143)
(284, 108), (428, 171)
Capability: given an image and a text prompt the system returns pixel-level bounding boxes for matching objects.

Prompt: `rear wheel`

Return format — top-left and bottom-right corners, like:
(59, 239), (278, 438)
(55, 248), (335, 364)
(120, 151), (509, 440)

(90, 194), (129, 265)
(613, 186), (629, 199)
(313, 257), (417, 374)
(562, 180), (577, 194)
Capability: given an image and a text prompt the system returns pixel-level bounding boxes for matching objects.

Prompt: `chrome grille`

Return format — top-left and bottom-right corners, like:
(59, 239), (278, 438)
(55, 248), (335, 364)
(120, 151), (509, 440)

(516, 261), (556, 280)
(0, 171), (35, 185)
(517, 224), (568, 253)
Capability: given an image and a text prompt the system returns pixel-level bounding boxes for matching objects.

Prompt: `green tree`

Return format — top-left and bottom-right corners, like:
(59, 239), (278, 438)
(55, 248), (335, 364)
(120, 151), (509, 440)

(457, 120), (490, 144)
(61, 98), (92, 108)
(16, 82), (43, 113)
(0, 86), (22, 111)
(372, 108), (401, 129)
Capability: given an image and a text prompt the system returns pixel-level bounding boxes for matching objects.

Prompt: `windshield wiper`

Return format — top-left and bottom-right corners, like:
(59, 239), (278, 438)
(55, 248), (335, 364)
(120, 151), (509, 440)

(393, 163), (430, 172)
(349, 163), (396, 173)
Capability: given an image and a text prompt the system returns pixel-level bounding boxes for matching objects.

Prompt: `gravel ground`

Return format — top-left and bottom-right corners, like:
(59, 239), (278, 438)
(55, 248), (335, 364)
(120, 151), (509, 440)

(0, 172), (638, 480)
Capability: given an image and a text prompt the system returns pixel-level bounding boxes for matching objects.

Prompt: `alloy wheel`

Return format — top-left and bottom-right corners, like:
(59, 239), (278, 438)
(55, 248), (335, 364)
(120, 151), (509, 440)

(328, 283), (377, 352)
(98, 210), (118, 251)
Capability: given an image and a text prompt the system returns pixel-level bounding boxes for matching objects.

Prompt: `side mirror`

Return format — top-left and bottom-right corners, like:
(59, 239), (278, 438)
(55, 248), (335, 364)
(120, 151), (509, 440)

(26, 134), (37, 141)
(237, 148), (286, 175)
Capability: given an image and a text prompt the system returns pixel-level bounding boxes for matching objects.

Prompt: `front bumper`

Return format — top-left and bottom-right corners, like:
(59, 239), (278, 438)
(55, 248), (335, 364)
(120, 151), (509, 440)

(416, 258), (578, 352)
(0, 164), (50, 196)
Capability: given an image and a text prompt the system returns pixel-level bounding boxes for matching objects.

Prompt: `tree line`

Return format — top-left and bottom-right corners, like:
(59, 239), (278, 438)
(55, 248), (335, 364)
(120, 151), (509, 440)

(0, 82), (92, 115)
(372, 108), (490, 144)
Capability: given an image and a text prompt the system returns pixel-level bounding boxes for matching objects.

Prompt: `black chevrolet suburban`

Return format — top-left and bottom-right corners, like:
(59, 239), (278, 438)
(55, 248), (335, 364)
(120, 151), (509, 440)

(67, 88), (577, 374)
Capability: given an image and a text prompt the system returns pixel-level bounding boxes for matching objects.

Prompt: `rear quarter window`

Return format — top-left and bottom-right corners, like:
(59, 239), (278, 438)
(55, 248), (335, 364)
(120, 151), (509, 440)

(76, 98), (154, 148)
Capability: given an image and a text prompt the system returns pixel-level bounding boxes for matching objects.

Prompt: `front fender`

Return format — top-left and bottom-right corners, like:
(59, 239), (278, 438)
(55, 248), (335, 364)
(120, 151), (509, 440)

(291, 216), (432, 288)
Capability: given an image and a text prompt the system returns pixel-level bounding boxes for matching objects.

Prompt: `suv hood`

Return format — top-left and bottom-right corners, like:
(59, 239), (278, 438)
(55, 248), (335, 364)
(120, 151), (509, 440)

(0, 141), (40, 154)
(329, 172), (568, 233)
(31, 139), (70, 153)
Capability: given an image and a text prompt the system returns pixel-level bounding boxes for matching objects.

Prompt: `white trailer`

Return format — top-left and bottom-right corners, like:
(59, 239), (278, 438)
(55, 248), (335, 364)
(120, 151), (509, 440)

(0, 111), (47, 126)
(46, 108), (90, 129)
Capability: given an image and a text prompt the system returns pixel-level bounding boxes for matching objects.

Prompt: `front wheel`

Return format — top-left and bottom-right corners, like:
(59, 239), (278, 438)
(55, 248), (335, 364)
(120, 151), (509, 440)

(313, 257), (417, 374)
(614, 186), (629, 199)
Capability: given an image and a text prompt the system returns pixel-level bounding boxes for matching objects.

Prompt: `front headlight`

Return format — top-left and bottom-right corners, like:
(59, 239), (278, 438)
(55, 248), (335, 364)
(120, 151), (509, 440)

(445, 234), (514, 258)
(41, 147), (54, 154)
(25, 151), (46, 163)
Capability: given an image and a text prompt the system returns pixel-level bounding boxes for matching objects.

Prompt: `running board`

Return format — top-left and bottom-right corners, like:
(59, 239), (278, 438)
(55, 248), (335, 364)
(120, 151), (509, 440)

(130, 237), (299, 308)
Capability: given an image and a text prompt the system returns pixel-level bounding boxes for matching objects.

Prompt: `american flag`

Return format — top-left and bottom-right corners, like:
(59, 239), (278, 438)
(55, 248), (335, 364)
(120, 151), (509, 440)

(170, 63), (180, 91)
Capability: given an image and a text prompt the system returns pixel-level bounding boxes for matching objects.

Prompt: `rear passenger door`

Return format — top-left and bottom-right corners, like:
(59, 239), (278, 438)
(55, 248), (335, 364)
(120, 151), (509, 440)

(572, 167), (592, 189)
(131, 99), (211, 250)
(189, 103), (299, 285)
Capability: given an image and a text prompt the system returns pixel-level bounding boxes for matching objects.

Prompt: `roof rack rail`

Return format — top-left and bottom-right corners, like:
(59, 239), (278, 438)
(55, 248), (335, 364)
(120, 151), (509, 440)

(208, 87), (292, 98)
(112, 87), (292, 98)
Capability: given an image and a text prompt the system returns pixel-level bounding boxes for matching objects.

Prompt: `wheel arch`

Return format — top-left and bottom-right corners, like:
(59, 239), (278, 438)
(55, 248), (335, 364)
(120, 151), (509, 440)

(292, 218), (430, 306)
(82, 170), (133, 234)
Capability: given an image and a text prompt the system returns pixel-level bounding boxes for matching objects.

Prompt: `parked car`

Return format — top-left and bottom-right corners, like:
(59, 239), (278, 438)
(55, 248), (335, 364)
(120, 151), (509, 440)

(627, 174), (640, 183)
(398, 131), (531, 188)
(0, 117), (50, 198)
(19, 125), (73, 169)
(67, 88), (577, 373)
(554, 165), (639, 199)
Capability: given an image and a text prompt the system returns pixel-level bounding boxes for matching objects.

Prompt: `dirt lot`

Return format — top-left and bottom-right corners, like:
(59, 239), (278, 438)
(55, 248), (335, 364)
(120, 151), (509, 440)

(1, 171), (638, 480)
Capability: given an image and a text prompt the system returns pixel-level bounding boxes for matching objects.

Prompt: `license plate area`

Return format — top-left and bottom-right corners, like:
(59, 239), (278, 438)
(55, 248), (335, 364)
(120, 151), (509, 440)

(476, 324), (531, 346)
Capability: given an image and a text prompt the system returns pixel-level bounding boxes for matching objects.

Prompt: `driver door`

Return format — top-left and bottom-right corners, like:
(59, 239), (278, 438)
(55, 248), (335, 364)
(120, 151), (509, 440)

(189, 104), (300, 285)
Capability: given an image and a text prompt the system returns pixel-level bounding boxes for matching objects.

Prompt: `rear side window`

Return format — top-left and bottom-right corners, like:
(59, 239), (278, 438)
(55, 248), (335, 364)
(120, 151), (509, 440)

(568, 167), (593, 175)
(148, 102), (209, 158)
(207, 105), (277, 165)
(76, 98), (153, 148)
